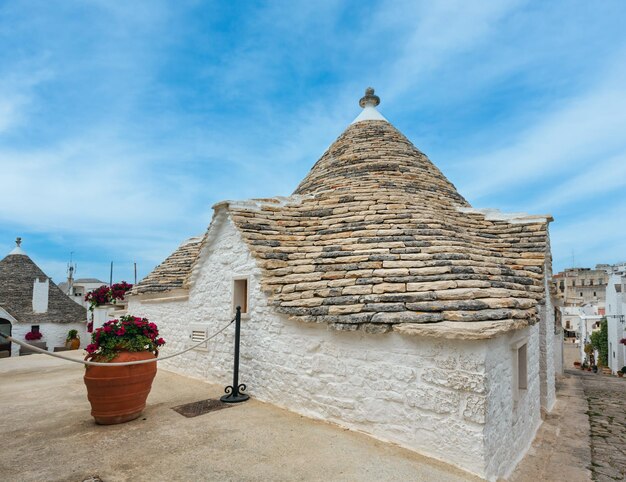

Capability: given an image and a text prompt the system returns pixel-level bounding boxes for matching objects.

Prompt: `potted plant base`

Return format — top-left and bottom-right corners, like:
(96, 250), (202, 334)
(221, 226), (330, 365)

(84, 350), (157, 424)
(83, 315), (165, 425)
(66, 329), (80, 350)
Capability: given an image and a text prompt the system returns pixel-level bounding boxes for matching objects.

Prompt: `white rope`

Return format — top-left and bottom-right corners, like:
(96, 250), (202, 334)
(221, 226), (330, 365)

(0, 318), (235, 367)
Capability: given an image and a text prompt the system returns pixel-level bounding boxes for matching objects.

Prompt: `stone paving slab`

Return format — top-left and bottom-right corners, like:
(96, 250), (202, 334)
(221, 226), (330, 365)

(577, 370), (626, 481)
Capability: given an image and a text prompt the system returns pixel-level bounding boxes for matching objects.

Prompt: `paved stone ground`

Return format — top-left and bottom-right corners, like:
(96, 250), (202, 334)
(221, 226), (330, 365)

(577, 370), (626, 481)
(510, 364), (592, 481)
(563, 342), (626, 481)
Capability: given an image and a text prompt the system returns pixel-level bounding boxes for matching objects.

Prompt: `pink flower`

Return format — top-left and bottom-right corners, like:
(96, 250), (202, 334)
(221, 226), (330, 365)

(156, 338), (165, 346)
(86, 344), (97, 354)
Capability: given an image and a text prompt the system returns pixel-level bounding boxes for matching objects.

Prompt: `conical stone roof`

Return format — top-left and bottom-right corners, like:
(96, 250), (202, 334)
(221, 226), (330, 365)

(138, 89), (552, 338)
(0, 242), (86, 324)
(295, 119), (468, 208)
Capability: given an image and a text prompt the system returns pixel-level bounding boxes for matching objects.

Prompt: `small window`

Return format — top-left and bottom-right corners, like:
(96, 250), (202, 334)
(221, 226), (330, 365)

(580, 292), (583, 297)
(31, 325), (40, 333)
(512, 339), (528, 403)
(233, 278), (249, 316)
(593, 291), (596, 297)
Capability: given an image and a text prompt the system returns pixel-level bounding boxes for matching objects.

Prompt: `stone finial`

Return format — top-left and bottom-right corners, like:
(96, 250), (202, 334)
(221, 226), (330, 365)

(359, 87), (380, 108)
(16, 237), (22, 247)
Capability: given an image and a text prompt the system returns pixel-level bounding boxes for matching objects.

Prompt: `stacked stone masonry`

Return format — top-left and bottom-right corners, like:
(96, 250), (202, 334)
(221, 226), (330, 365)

(136, 121), (551, 337)
(133, 236), (203, 294)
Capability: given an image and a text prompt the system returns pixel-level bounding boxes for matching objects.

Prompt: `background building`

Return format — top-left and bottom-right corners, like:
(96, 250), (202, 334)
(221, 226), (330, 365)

(58, 277), (106, 309)
(553, 266), (608, 309)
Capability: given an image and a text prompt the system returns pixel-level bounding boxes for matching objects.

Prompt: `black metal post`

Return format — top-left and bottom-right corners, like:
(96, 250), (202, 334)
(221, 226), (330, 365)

(221, 306), (249, 403)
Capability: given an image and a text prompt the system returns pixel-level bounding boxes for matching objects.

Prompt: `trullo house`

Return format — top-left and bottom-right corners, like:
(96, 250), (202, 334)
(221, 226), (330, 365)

(0, 238), (87, 357)
(128, 89), (559, 480)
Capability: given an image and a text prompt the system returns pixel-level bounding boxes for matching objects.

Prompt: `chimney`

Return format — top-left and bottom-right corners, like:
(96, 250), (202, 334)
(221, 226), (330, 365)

(32, 277), (49, 313)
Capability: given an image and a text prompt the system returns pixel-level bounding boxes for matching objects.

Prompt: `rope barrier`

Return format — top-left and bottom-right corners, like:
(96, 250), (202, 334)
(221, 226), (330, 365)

(0, 318), (235, 367)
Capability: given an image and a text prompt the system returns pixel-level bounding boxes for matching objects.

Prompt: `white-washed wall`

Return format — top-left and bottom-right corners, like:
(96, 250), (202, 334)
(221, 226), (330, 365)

(483, 325), (541, 479)
(10, 322), (88, 356)
(128, 213), (540, 480)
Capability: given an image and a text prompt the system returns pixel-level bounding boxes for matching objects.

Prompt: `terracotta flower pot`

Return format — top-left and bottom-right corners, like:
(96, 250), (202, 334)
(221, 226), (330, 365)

(84, 350), (157, 425)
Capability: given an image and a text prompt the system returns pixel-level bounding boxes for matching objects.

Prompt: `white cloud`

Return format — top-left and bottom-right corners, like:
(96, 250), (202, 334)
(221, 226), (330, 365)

(457, 57), (626, 202)
(376, 0), (526, 103)
(550, 200), (626, 271)
(528, 152), (626, 213)
(0, 69), (51, 134)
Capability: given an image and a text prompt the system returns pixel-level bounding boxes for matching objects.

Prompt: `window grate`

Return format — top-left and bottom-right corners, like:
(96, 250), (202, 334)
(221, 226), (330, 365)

(189, 323), (209, 351)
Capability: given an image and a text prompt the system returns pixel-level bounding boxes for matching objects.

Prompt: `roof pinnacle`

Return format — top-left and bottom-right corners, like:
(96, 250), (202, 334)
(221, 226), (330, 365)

(359, 87), (380, 108)
(8, 236), (26, 256)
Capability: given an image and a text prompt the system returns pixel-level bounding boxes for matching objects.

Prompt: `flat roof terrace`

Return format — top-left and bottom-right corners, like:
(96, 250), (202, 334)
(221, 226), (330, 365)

(0, 352), (479, 482)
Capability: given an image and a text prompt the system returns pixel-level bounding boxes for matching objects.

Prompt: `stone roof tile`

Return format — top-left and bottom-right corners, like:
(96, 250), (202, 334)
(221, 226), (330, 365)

(136, 91), (552, 336)
(133, 236), (203, 294)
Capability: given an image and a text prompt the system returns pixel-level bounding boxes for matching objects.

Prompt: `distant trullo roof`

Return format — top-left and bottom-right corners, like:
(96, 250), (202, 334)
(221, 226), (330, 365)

(0, 238), (86, 324)
(135, 89), (552, 338)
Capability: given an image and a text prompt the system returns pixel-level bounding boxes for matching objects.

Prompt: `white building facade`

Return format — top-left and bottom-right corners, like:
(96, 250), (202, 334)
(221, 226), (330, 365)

(605, 269), (626, 374)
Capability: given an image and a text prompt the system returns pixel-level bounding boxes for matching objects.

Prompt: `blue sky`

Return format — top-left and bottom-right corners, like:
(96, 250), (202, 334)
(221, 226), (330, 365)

(1, 1), (625, 285)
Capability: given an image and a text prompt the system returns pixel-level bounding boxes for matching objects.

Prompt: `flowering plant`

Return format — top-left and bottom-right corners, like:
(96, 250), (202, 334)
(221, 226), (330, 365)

(85, 315), (165, 361)
(85, 282), (133, 311)
(110, 281), (133, 300)
(620, 338), (626, 345)
(25, 331), (42, 341)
